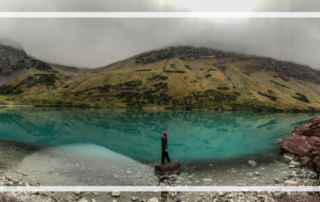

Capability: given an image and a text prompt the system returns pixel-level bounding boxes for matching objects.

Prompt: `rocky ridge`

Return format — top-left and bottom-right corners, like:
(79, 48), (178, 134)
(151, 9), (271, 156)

(0, 44), (51, 77)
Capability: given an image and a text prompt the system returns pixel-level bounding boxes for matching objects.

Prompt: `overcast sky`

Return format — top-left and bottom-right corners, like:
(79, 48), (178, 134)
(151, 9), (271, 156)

(0, 0), (320, 69)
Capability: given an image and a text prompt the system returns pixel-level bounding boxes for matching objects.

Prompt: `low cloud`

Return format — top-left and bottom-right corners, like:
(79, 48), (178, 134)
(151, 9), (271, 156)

(0, 0), (319, 69)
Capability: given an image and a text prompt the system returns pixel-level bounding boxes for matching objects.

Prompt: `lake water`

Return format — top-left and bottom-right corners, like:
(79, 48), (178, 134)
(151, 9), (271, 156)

(0, 108), (315, 162)
(0, 107), (317, 188)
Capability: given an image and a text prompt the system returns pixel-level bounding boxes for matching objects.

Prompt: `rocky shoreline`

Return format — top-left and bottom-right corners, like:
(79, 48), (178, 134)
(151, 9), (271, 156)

(280, 116), (320, 172)
(0, 157), (318, 202)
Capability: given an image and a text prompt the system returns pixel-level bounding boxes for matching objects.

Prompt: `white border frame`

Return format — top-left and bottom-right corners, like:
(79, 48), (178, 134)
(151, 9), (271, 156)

(0, 11), (319, 192)
(1, 12), (320, 18)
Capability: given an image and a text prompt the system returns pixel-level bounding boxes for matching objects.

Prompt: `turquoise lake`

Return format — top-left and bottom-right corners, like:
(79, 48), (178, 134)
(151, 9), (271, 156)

(0, 108), (316, 162)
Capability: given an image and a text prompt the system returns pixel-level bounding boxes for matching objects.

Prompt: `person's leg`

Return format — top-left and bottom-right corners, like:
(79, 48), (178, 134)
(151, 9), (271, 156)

(162, 152), (165, 164)
(165, 152), (171, 162)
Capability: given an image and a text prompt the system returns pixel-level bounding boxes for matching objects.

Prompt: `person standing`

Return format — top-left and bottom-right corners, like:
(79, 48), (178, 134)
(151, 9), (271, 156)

(162, 131), (171, 164)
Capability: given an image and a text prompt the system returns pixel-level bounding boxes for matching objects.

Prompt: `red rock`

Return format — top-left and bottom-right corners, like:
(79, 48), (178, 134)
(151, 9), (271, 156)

(311, 151), (320, 158)
(155, 161), (180, 177)
(294, 123), (312, 132)
(293, 123), (312, 136)
(280, 135), (312, 156)
(310, 121), (320, 129)
(293, 156), (300, 161)
(312, 157), (320, 172)
(308, 117), (320, 124)
(300, 129), (320, 137)
(300, 156), (311, 166)
(293, 131), (302, 136)
(307, 136), (320, 148)
(280, 117), (320, 173)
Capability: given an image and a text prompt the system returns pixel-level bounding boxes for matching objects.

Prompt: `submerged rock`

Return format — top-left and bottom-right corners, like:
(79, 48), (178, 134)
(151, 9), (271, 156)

(155, 161), (180, 177)
(202, 178), (212, 182)
(248, 160), (257, 167)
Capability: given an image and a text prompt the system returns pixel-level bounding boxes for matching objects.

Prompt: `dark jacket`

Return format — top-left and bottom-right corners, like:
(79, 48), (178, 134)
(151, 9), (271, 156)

(162, 135), (168, 152)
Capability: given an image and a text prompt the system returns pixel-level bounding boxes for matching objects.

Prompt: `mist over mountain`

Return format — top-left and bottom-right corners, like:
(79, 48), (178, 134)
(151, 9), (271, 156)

(0, 1), (319, 69)
(0, 38), (23, 50)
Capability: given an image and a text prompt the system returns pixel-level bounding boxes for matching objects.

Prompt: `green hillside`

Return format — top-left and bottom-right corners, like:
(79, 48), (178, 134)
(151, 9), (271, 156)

(1, 46), (320, 111)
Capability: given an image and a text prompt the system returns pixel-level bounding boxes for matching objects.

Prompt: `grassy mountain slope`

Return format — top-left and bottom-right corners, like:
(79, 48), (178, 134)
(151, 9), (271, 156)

(1, 46), (320, 111)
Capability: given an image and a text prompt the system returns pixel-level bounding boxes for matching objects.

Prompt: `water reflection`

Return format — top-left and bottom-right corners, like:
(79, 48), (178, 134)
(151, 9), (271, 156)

(0, 108), (316, 162)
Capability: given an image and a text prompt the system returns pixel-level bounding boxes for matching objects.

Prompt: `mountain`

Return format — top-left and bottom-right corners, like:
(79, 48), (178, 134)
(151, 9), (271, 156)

(0, 42), (88, 96)
(1, 45), (320, 111)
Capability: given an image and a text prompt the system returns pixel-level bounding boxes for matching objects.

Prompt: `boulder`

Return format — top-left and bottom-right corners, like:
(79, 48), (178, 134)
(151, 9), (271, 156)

(265, 197), (275, 202)
(273, 192), (286, 198)
(284, 180), (298, 186)
(148, 197), (159, 202)
(300, 129), (320, 137)
(311, 150), (320, 158)
(280, 117), (320, 173)
(293, 123), (312, 135)
(77, 199), (88, 202)
(169, 174), (178, 181)
(202, 178), (212, 182)
(307, 136), (320, 148)
(308, 116), (320, 124)
(312, 157), (320, 172)
(248, 160), (257, 167)
(310, 121), (320, 129)
(155, 161), (180, 177)
(283, 153), (294, 162)
(112, 191), (120, 197)
(289, 161), (301, 168)
(300, 156), (311, 166)
(280, 135), (312, 156)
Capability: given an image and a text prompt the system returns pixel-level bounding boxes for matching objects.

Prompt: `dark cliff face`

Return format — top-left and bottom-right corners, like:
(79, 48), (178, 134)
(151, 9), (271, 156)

(0, 44), (51, 77)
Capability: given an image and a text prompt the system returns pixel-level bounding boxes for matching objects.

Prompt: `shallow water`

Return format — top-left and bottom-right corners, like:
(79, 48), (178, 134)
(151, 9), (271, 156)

(0, 108), (316, 162)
